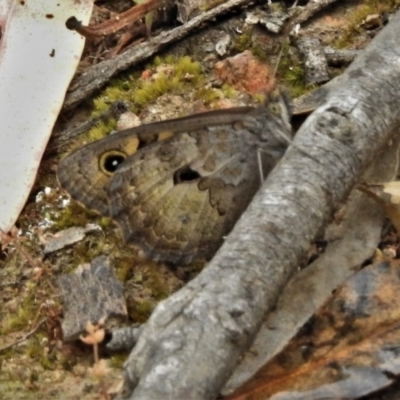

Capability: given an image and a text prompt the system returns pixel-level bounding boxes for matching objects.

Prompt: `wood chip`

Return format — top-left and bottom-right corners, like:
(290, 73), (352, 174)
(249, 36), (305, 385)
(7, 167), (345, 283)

(44, 224), (101, 254)
(57, 256), (127, 341)
(296, 36), (329, 85)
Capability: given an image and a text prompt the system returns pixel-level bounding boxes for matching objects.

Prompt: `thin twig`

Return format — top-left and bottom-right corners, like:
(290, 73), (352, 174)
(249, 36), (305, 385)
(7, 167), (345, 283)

(0, 319), (46, 353)
(66, 0), (169, 38)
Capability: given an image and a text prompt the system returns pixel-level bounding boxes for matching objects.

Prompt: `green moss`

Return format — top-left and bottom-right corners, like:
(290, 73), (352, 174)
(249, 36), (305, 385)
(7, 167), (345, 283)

(143, 268), (169, 300)
(132, 72), (181, 106)
(98, 216), (112, 229)
(69, 236), (110, 267)
(335, 0), (400, 48)
(92, 98), (110, 115)
(108, 353), (127, 369)
(1, 284), (37, 334)
(231, 27), (266, 61)
(233, 28), (254, 53)
(82, 55), (207, 120)
(52, 201), (99, 232)
(90, 75), (136, 119)
(281, 65), (307, 97)
(131, 56), (203, 107)
(195, 87), (222, 105)
(195, 84), (239, 107)
(1, 303), (34, 333)
(85, 119), (117, 142)
(276, 47), (308, 97)
(253, 92), (266, 104)
(114, 255), (134, 282)
(221, 84), (238, 99)
(152, 55), (164, 67)
(174, 55), (202, 78)
(129, 299), (154, 322)
(51, 211), (114, 269)
(102, 78), (132, 104)
(25, 335), (56, 370)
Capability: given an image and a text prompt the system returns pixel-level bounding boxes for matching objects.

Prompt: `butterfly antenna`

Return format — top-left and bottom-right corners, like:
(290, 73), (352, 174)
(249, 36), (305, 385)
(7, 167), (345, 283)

(276, 129), (293, 146)
(273, 44), (285, 80)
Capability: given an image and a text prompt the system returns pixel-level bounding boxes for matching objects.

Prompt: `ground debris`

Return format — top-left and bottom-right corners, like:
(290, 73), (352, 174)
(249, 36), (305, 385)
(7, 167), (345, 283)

(57, 256), (127, 340)
(44, 223), (101, 254)
(295, 36), (329, 85)
(245, 7), (289, 34)
(106, 324), (144, 352)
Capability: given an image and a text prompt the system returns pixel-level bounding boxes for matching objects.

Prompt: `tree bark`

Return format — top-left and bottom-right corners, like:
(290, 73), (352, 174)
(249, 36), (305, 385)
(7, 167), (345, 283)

(118, 10), (400, 400)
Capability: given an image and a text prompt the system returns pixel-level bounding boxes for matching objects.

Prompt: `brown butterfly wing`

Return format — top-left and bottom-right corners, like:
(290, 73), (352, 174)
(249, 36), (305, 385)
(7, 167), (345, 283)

(57, 131), (145, 216)
(57, 103), (289, 264)
(57, 107), (257, 216)
(106, 123), (275, 264)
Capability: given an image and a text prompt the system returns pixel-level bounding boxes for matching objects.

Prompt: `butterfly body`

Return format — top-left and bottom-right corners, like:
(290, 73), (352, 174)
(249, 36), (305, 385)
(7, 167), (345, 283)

(57, 93), (292, 264)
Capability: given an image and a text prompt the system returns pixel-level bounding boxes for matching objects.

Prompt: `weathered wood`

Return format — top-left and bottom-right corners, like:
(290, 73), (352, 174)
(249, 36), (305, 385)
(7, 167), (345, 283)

(106, 324), (144, 352)
(223, 131), (400, 394)
(324, 46), (360, 66)
(117, 9), (400, 400)
(296, 36), (329, 85)
(57, 256), (127, 340)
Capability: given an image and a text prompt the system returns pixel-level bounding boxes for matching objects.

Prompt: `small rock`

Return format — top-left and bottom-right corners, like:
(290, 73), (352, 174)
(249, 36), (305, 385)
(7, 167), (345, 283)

(245, 8), (289, 34)
(296, 36), (329, 85)
(106, 324), (144, 352)
(116, 111), (141, 131)
(57, 256), (128, 341)
(44, 224), (101, 254)
(214, 50), (276, 94)
(361, 14), (382, 30)
(215, 34), (231, 56)
(140, 69), (152, 79)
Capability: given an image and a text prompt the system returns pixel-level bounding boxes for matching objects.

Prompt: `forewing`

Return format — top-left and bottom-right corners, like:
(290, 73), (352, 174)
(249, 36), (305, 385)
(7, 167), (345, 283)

(56, 107), (258, 216)
(57, 130), (144, 215)
(56, 105), (283, 264)
(107, 124), (265, 264)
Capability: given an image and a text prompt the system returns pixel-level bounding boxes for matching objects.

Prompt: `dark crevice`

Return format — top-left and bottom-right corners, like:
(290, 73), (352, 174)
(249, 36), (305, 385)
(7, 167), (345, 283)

(173, 166), (201, 185)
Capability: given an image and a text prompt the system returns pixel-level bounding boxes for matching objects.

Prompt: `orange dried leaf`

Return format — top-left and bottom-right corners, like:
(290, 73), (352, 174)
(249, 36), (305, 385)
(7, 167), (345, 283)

(226, 260), (400, 400)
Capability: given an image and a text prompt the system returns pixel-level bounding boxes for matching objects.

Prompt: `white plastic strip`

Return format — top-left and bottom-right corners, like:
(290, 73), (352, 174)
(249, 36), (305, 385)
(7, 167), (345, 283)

(0, 0), (93, 232)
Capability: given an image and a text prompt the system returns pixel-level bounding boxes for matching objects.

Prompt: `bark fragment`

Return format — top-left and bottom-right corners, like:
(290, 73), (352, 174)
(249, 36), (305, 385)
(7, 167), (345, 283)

(58, 256), (127, 340)
(296, 36), (329, 85)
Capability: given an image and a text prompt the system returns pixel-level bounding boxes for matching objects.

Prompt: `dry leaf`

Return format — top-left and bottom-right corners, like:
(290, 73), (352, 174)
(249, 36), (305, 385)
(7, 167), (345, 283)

(226, 260), (400, 400)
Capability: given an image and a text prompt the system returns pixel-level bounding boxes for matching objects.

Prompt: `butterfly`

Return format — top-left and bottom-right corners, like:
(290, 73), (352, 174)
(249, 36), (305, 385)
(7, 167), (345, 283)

(57, 91), (293, 265)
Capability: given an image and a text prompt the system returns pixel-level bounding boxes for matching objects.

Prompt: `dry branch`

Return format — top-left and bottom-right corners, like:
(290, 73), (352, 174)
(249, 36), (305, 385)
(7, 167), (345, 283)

(117, 9), (400, 400)
(324, 46), (360, 66)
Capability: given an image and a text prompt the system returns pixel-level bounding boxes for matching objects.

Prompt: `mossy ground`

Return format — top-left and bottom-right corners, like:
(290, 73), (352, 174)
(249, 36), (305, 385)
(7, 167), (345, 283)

(335, 0), (400, 48)
(1, 0), (397, 398)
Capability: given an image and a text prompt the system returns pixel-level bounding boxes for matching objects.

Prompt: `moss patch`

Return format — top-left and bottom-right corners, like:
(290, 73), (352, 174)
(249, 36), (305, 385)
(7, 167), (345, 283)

(335, 0), (400, 48)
